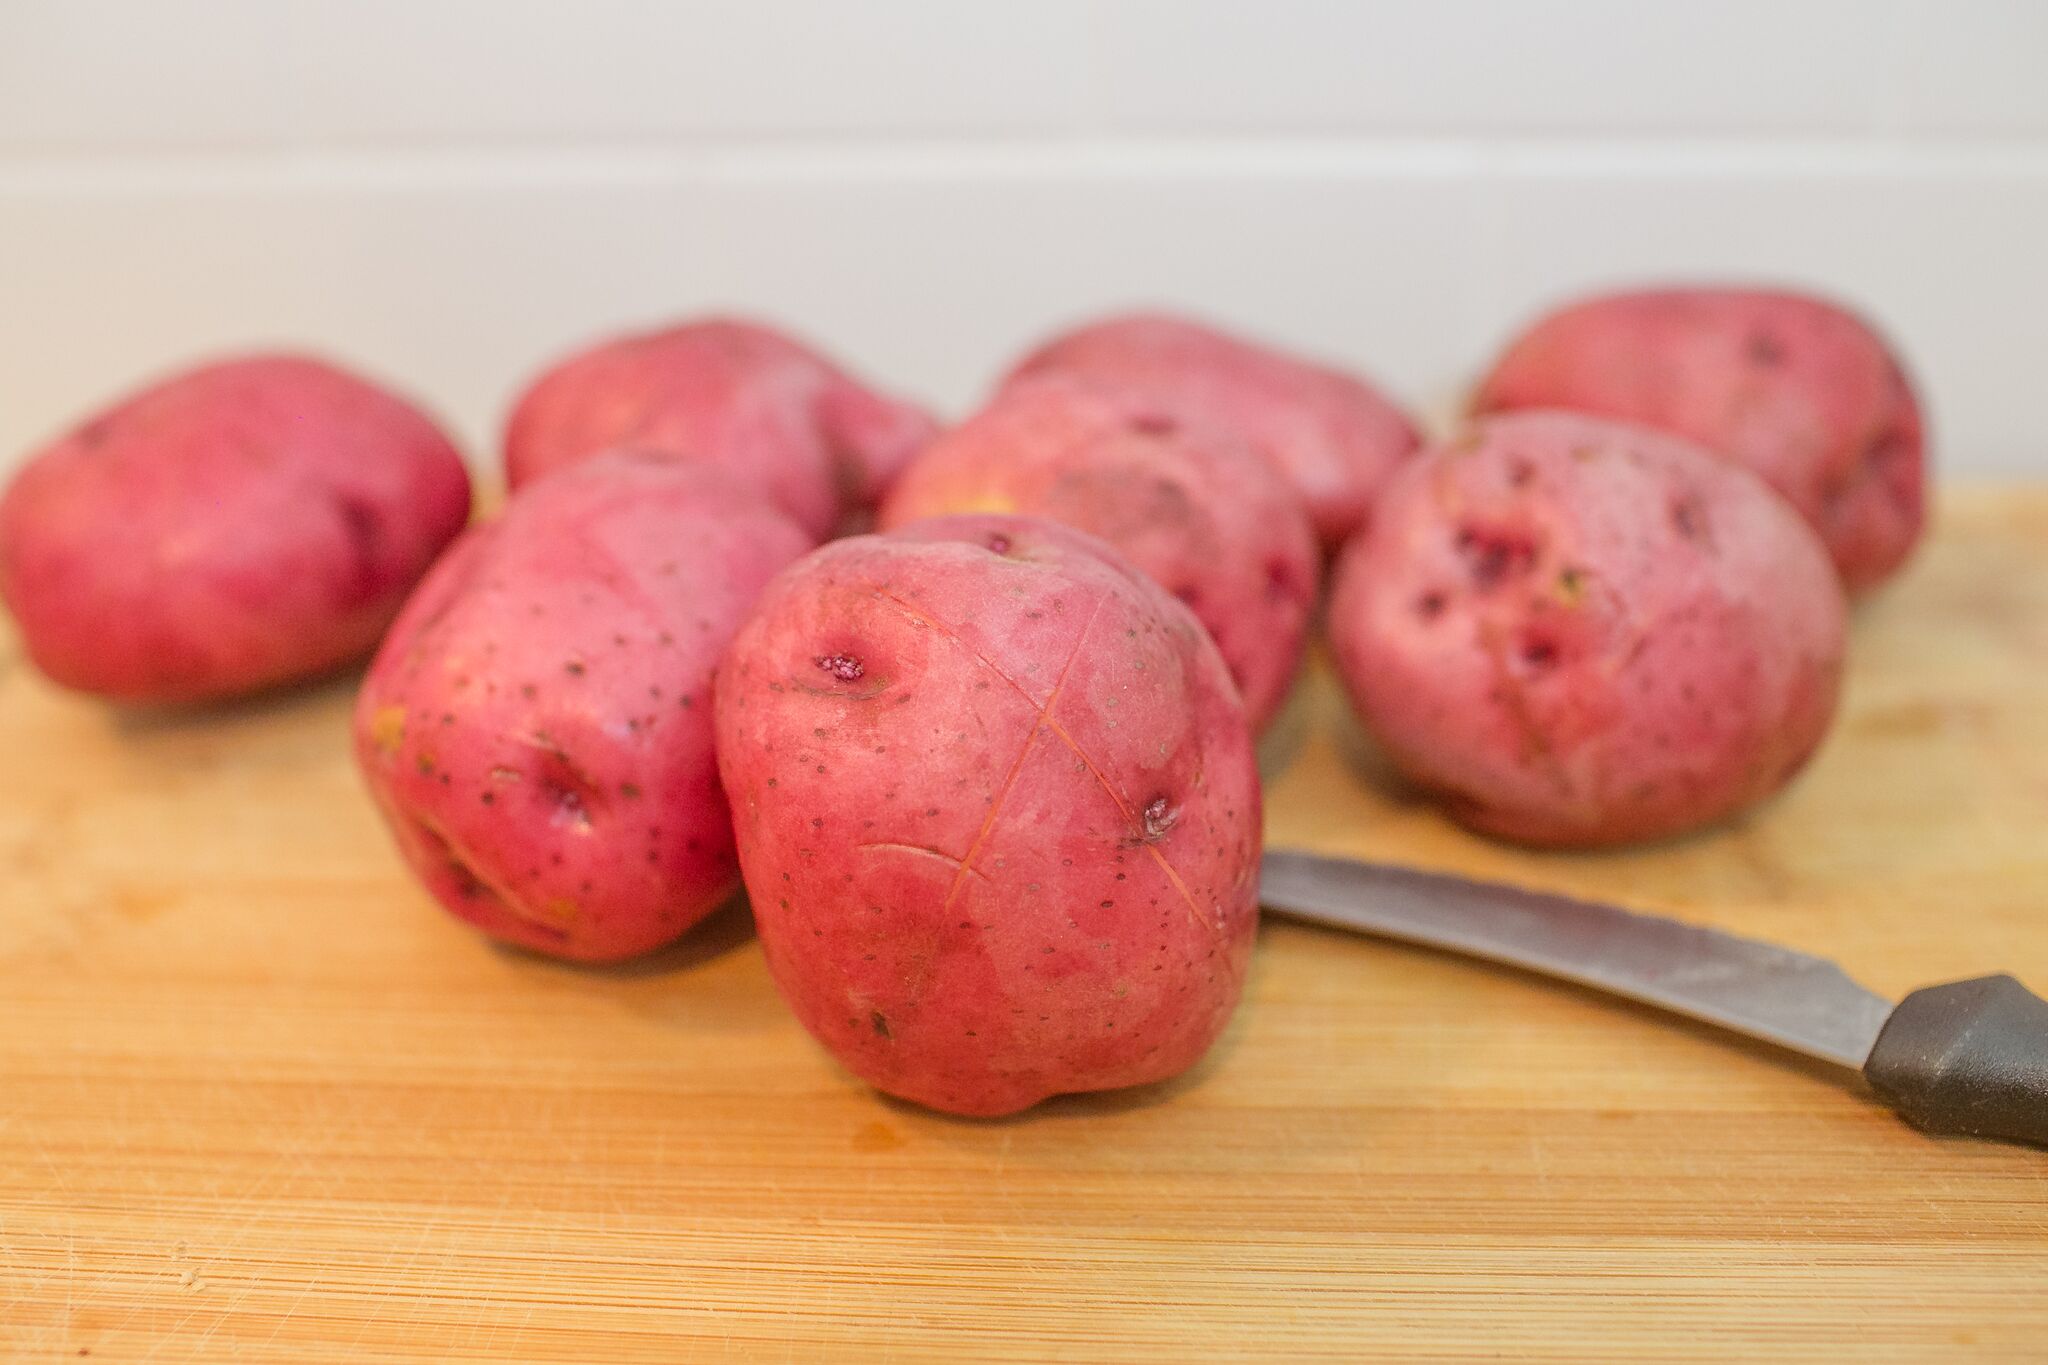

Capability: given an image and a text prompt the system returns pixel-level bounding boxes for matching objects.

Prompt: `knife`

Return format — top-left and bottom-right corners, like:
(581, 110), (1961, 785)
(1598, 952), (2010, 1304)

(1259, 848), (2048, 1148)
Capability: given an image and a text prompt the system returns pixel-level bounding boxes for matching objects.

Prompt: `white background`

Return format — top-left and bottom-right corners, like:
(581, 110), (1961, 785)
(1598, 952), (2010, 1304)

(2, 0), (2044, 476)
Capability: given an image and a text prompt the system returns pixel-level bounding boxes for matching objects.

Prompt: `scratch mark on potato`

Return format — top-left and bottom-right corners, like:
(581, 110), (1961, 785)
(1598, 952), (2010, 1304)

(1039, 711), (1211, 938)
(881, 564), (1224, 936)
(877, 591), (1047, 708)
(857, 842), (990, 882)
(411, 812), (569, 943)
(937, 596), (1104, 915)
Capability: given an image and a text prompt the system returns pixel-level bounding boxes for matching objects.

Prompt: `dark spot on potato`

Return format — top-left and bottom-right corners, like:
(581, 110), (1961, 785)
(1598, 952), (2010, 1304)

(1747, 332), (1785, 367)
(620, 782), (641, 799)
(447, 859), (485, 900)
(1415, 591), (1447, 621)
(1834, 424), (1912, 513)
(519, 684), (537, 700)
(816, 653), (864, 680)
(564, 660), (586, 677)
(1520, 635), (1559, 670)
(332, 492), (383, 572)
(1508, 459), (1535, 488)
(1129, 410), (1179, 436)
(1867, 425), (1910, 470)
(1671, 494), (1713, 547)
(1455, 525), (1538, 588)
(1264, 556), (1303, 602)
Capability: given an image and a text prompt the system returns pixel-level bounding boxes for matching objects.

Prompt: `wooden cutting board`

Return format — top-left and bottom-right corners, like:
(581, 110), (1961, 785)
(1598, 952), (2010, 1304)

(4, 485), (2046, 1362)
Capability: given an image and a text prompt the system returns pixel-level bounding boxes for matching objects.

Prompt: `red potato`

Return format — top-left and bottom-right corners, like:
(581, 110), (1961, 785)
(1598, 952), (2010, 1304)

(354, 453), (814, 963)
(503, 317), (938, 536)
(1327, 411), (1846, 848)
(0, 354), (469, 703)
(715, 514), (1262, 1116)
(1001, 311), (1420, 549)
(1473, 286), (1926, 592)
(875, 376), (1318, 731)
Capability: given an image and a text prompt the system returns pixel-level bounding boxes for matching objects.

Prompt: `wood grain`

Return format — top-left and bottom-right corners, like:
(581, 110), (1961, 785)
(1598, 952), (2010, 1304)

(3, 485), (2046, 1362)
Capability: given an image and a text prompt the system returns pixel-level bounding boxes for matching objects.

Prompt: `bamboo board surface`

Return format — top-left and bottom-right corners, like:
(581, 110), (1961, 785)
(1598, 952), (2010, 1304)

(3, 485), (2046, 1361)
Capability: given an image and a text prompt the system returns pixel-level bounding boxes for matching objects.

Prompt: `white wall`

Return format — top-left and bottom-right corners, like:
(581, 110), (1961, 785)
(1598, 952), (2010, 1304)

(2, 0), (2045, 475)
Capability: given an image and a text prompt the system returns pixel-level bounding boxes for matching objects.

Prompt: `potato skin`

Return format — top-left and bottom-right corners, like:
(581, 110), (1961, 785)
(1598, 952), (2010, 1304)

(503, 316), (938, 536)
(1473, 286), (1926, 592)
(1001, 311), (1419, 549)
(354, 453), (813, 963)
(715, 514), (1261, 1116)
(875, 376), (1317, 731)
(1327, 411), (1846, 848)
(0, 354), (470, 703)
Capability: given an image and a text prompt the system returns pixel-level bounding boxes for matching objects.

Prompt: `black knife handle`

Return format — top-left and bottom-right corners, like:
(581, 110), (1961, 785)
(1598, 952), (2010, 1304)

(1864, 975), (2048, 1147)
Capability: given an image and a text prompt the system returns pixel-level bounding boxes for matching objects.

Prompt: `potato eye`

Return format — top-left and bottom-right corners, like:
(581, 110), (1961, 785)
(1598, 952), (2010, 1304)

(1142, 796), (1179, 840)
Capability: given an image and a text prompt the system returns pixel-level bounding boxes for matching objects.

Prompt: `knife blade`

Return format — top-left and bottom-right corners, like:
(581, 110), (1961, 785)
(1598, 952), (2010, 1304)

(1259, 848), (2048, 1147)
